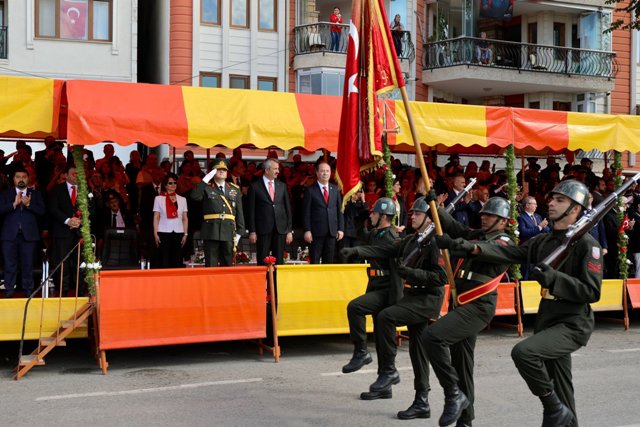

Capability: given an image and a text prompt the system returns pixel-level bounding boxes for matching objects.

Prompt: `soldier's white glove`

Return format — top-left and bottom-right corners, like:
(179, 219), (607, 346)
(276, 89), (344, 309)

(234, 234), (241, 246)
(203, 168), (217, 184)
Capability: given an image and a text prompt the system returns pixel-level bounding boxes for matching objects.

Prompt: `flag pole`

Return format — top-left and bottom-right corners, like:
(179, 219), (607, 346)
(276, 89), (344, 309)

(398, 87), (457, 295)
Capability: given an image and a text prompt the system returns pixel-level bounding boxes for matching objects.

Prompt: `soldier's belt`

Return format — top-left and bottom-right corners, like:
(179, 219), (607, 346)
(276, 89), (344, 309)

(457, 269), (493, 283)
(368, 268), (390, 277)
(456, 272), (505, 305)
(540, 288), (557, 300)
(204, 213), (236, 221)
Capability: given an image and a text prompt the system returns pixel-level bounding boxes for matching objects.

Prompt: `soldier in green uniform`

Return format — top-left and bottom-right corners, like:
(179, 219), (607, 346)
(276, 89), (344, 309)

(344, 197), (447, 417)
(340, 197), (400, 375)
(455, 180), (602, 427)
(191, 159), (245, 267)
(428, 197), (514, 427)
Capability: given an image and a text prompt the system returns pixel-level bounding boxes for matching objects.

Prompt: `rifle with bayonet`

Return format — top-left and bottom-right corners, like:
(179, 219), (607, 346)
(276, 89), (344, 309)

(537, 172), (640, 270)
(402, 177), (477, 267)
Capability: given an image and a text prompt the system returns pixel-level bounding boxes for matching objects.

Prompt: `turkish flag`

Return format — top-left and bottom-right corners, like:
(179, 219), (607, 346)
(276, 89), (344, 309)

(336, 0), (405, 210)
(60, 0), (88, 39)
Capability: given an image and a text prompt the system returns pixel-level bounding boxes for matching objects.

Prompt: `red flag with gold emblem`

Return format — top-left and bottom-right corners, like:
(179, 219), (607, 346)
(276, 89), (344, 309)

(336, 0), (405, 210)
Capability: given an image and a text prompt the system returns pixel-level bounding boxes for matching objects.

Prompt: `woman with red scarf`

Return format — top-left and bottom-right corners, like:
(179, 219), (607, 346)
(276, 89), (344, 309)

(153, 173), (189, 268)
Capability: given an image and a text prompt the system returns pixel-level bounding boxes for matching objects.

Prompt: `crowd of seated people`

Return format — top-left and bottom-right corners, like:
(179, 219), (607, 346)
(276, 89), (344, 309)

(0, 138), (636, 298)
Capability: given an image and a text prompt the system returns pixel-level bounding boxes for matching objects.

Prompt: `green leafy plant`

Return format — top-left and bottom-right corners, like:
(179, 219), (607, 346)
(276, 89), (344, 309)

(614, 151), (629, 280)
(505, 145), (521, 280)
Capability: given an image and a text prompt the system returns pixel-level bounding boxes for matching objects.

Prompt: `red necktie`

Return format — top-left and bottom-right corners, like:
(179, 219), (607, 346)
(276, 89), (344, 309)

(323, 186), (329, 204)
(71, 185), (77, 206)
(268, 181), (275, 202)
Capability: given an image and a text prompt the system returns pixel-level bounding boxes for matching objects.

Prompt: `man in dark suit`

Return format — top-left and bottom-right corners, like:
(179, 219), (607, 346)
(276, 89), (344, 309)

(0, 169), (45, 297)
(518, 196), (550, 243)
(445, 175), (472, 227)
(137, 168), (165, 268)
(247, 158), (292, 265)
(48, 165), (82, 294)
(101, 193), (134, 231)
(302, 161), (344, 264)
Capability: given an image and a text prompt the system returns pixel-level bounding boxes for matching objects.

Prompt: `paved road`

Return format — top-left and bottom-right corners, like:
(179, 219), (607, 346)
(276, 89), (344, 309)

(1, 322), (639, 427)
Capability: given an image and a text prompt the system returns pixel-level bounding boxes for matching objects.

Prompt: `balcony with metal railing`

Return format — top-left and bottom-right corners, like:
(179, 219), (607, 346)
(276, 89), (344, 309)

(292, 22), (415, 71)
(0, 26), (7, 59)
(422, 37), (617, 100)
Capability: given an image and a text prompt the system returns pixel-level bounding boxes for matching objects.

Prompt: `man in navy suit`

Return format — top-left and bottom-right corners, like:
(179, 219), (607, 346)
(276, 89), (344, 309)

(302, 161), (344, 264)
(0, 169), (45, 297)
(49, 165), (82, 293)
(247, 159), (293, 265)
(518, 196), (550, 243)
(518, 196), (550, 279)
(445, 175), (472, 226)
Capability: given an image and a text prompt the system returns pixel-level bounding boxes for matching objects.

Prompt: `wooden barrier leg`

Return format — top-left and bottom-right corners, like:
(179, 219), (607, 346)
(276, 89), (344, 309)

(268, 265), (280, 362)
(623, 280), (629, 331)
(516, 281), (523, 337)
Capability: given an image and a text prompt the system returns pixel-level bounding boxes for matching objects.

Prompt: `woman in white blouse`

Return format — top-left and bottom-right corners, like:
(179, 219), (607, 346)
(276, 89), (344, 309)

(153, 173), (188, 268)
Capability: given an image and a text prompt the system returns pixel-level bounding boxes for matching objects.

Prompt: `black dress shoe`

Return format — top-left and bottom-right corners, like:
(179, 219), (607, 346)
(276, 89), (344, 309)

(360, 388), (392, 400)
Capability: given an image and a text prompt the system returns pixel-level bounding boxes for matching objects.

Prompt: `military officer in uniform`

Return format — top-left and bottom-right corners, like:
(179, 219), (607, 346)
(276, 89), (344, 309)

(457, 181), (602, 427)
(340, 197), (400, 376)
(427, 197), (514, 427)
(343, 197), (447, 417)
(191, 159), (245, 266)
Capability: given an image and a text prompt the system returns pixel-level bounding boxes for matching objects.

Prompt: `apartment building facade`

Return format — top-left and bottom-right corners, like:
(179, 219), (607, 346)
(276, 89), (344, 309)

(0, 0), (137, 82)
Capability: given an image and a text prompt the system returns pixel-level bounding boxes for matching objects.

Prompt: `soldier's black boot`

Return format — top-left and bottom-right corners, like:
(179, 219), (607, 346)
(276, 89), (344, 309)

(456, 420), (472, 427)
(397, 390), (430, 420)
(369, 365), (400, 392)
(342, 345), (372, 374)
(438, 385), (470, 426)
(360, 386), (392, 400)
(540, 391), (573, 427)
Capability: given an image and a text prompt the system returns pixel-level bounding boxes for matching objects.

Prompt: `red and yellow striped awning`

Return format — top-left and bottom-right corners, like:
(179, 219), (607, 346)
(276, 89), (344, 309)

(6, 78), (640, 154)
(0, 76), (63, 138)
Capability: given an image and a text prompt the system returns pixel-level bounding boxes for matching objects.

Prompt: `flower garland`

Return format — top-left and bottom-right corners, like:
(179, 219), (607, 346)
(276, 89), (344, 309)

(71, 145), (98, 295)
(505, 145), (521, 280)
(382, 136), (394, 198)
(613, 151), (629, 280)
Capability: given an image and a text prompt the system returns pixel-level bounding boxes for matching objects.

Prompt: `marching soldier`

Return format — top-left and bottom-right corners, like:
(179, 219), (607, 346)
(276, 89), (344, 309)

(343, 197), (447, 418)
(453, 181), (602, 427)
(340, 197), (400, 375)
(191, 159), (245, 266)
(428, 196), (513, 427)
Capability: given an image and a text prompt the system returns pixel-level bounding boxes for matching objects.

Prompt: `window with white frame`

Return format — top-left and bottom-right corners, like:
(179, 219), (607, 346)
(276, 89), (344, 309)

(231, 0), (249, 28)
(36, 0), (112, 41)
(258, 0), (276, 31)
(202, 0), (221, 25)
(297, 68), (344, 96)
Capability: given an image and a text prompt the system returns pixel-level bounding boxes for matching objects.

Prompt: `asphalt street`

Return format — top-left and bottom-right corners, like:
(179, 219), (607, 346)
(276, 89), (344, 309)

(1, 320), (639, 427)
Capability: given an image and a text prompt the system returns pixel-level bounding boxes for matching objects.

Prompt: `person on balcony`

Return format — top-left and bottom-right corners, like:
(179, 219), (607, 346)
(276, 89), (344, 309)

(475, 32), (493, 64)
(330, 7), (343, 52)
(390, 14), (404, 58)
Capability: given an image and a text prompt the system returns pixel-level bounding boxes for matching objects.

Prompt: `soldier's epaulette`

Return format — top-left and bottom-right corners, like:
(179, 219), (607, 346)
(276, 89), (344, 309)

(229, 182), (240, 189)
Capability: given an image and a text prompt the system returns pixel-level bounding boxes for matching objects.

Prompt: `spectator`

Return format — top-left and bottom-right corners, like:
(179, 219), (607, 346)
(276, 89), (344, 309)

(444, 153), (464, 177)
(35, 136), (60, 190)
(247, 158), (293, 265)
(160, 159), (172, 174)
(125, 150), (142, 213)
(469, 185), (490, 229)
(103, 193), (134, 230)
(330, 7), (343, 52)
(136, 153), (159, 188)
(364, 179), (380, 205)
(302, 161), (344, 264)
(138, 168), (166, 268)
(48, 165), (82, 294)
(342, 186), (368, 250)
(177, 161), (197, 195)
(392, 178), (407, 235)
(153, 173), (188, 268)
(475, 31), (492, 64)
(445, 175), (472, 226)
(95, 143), (115, 171)
(390, 14), (404, 57)
(0, 169), (45, 297)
